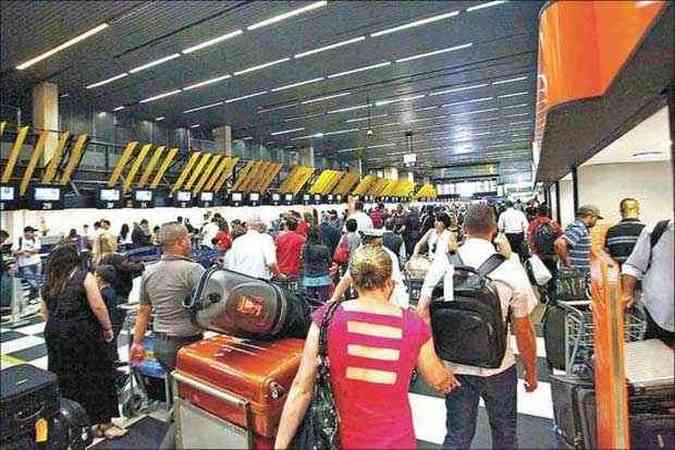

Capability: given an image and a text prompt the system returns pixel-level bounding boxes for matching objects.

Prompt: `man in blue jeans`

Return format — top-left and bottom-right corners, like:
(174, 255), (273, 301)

(13, 226), (42, 300)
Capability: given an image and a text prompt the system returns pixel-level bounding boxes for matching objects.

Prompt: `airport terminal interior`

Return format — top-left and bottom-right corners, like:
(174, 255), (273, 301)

(0, 1), (673, 449)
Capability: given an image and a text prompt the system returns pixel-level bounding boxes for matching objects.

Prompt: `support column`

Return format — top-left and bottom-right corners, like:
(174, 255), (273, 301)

(555, 180), (562, 223)
(383, 167), (399, 180)
(299, 146), (314, 167)
(213, 125), (232, 155)
(571, 166), (579, 212)
(32, 82), (59, 164)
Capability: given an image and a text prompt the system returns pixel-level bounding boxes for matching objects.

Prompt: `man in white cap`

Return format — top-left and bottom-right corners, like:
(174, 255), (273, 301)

(224, 216), (279, 280)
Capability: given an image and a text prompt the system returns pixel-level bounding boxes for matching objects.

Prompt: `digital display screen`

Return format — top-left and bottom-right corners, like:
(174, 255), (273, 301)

(303, 194), (310, 201)
(176, 191), (192, 202)
(200, 192), (213, 202)
(0, 186), (15, 201)
(250, 193), (260, 202)
(135, 190), (152, 202)
(100, 189), (120, 201)
(34, 187), (60, 201)
(328, 195), (334, 201)
(231, 192), (243, 202)
(272, 193), (281, 201)
(284, 194), (293, 201)
(314, 194), (321, 201)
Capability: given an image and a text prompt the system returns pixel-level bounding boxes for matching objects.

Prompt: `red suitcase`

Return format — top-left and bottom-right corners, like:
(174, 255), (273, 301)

(174, 335), (304, 449)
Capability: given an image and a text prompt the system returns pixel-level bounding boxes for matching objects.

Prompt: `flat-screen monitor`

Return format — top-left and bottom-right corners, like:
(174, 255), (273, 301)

(284, 193), (293, 201)
(99, 189), (120, 202)
(231, 192), (243, 202)
(272, 193), (281, 201)
(327, 194), (334, 201)
(303, 194), (310, 201)
(200, 192), (214, 202)
(313, 194), (321, 202)
(135, 190), (153, 202)
(176, 191), (192, 202)
(1, 186), (15, 201)
(34, 187), (61, 201)
(250, 192), (260, 202)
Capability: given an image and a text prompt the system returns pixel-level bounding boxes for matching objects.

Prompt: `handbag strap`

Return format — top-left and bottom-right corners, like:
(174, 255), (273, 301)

(318, 301), (341, 359)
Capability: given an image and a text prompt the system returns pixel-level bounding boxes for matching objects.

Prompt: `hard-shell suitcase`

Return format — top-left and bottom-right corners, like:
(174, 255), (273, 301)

(187, 267), (313, 340)
(542, 304), (567, 371)
(48, 398), (93, 450)
(174, 335), (304, 448)
(549, 374), (596, 449)
(0, 365), (59, 444)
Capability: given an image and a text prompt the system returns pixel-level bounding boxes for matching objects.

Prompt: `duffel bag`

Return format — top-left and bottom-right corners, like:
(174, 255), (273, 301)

(49, 398), (93, 450)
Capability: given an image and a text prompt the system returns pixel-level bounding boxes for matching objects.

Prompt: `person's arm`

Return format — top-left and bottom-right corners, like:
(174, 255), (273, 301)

(621, 227), (651, 308)
(40, 300), (48, 321)
(554, 237), (571, 267)
(329, 272), (353, 303)
(621, 274), (638, 308)
(274, 323), (320, 449)
(264, 237), (280, 276)
(512, 315), (538, 392)
(416, 337), (460, 394)
(498, 213), (505, 232)
(416, 255), (449, 323)
(83, 273), (114, 342)
(413, 229), (432, 257)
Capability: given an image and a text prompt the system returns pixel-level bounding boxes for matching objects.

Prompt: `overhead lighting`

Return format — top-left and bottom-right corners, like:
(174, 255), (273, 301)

(442, 97), (493, 108)
(453, 107), (499, 116)
(257, 103), (299, 114)
(113, 106), (125, 112)
(327, 61), (391, 79)
(632, 151), (663, 158)
(155, 116), (166, 121)
(415, 105), (440, 112)
(86, 73), (128, 89)
(284, 112), (325, 122)
(338, 146), (364, 153)
(234, 58), (290, 76)
(129, 53), (181, 74)
(60, 93), (70, 98)
(510, 120), (531, 125)
(493, 75), (527, 85)
(184, 74), (231, 91)
(504, 112), (529, 118)
(247, 1), (327, 30)
(295, 36), (365, 58)
(429, 83), (489, 96)
(375, 94), (426, 107)
(466, 1), (508, 12)
(368, 143), (396, 149)
(371, 10), (460, 37)
(183, 101), (224, 114)
(271, 77), (325, 92)
(395, 43), (472, 63)
(327, 104), (371, 114)
(181, 29), (243, 54)
(241, 136), (254, 141)
(301, 92), (351, 104)
(271, 127), (305, 136)
(292, 133), (325, 141)
(190, 124), (200, 129)
(499, 91), (528, 98)
(346, 114), (388, 123)
(139, 89), (182, 103)
(225, 91), (268, 103)
(405, 115), (448, 124)
(323, 128), (360, 136)
(16, 23), (109, 70)
(501, 103), (528, 109)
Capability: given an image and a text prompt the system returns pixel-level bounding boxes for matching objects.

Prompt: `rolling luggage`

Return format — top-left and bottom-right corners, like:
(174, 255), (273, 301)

(542, 304), (567, 371)
(174, 335), (304, 449)
(549, 374), (596, 449)
(187, 266), (314, 340)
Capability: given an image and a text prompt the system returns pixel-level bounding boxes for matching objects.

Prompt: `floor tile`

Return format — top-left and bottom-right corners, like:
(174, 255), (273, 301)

(8, 343), (48, 362)
(0, 330), (27, 343)
(0, 335), (45, 354)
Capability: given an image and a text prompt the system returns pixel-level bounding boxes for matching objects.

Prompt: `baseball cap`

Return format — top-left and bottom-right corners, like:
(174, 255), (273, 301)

(360, 227), (384, 238)
(577, 205), (603, 219)
(23, 226), (35, 233)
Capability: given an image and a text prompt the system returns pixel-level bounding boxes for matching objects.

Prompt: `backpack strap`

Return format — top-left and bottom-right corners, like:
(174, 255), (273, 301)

(476, 254), (507, 278)
(648, 220), (669, 269)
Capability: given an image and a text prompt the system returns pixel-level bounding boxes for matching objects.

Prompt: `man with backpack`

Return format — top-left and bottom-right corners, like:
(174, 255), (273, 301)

(416, 203), (538, 449)
(528, 205), (562, 292)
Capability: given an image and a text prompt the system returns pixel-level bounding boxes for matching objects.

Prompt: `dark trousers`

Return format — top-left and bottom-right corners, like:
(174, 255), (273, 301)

(542, 256), (558, 302)
(505, 233), (526, 261)
(643, 307), (675, 346)
(443, 366), (518, 449)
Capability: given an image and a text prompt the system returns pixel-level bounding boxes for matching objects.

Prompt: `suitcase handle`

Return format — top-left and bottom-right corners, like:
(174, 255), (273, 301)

(14, 404), (45, 424)
(172, 371), (249, 409)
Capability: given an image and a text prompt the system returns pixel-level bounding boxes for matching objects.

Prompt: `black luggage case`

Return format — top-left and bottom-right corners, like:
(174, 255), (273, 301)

(549, 374), (596, 449)
(48, 398), (93, 450)
(0, 365), (59, 444)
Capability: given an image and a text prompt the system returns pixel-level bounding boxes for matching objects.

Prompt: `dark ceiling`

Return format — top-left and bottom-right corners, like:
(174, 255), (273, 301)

(0, 0), (543, 171)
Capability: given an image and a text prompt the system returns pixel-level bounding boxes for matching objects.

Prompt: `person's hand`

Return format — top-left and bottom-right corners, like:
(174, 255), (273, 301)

(130, 343), (145, 366)
(524, 368), (538, 392)
(103, 328), (114, 343)
(621, 291), (635, 309)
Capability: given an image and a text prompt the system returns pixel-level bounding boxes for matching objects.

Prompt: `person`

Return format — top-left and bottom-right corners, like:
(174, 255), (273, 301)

(621, 220), (673, 344)
(130, 222), (205, 449)
(95, 264), (120, 361)
(605, 198), (645, 267)
(346, 200), (373, 233)
(131, 222), (147, 249)
(416, 203), (538, 449)
(527, 205), (562, 289)
(276, 218), (306, 279)
(341, 218), (362, 255)
(370, 203), (385, 229)
(1, 230), (12, 309)
(42, 245), (126, 439)
(403, 207), (420, 257)
(320, 211), (342, 257)
(94, 232), (117, 266)
(224, 217), (279, 280)
(383, 218), (406, 266)
(201, 216), (221, 249)
(82, 224), (94, 250)
(301, 227), (333, 303)
(498, 200), (530, 261)
(66, 228), (82, 250)
(13, 226), (42, 300)
(296, 212), (313, 237)
(214, 220), (233, 252)
(412, 212), (455, 261)
(275, 246), (460, 449)
(555, 205), (603, 275)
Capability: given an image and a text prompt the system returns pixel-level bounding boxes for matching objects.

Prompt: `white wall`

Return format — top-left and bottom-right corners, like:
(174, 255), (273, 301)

(559, 179), (575, 227)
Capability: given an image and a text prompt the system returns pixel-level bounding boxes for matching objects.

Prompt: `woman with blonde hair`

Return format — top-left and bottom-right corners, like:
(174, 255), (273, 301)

(94, 232), (118, 266)
(275, 246), (459, 449)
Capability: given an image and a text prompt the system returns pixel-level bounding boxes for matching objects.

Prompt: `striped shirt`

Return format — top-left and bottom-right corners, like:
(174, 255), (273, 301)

(605, 218), (645, 265)
(562, 219), (592, 273)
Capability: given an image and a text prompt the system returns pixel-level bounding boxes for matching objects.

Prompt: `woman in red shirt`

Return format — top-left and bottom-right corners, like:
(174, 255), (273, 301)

(214, 221), (232, 252)
(275, 246), (459, 449)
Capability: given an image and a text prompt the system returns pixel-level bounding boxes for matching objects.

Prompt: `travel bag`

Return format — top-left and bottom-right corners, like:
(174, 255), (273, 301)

(549, 374), (596, 449)
(542, 303), (567, 371)
(187, 266), (315, 340)
(174, 335), (304, 448)
(48, 398), (93, 450)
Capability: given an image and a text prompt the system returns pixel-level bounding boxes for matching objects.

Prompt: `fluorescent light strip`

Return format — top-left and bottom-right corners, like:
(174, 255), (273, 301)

(248, 1), (327, 30)
(113, 106), (125, 112)
(501, 103), (528, 109)
(498, 91), (528, 98)
(396, 43), (472, 63)
(17, 23), (109, 70)
(510, 120), (531, 125)
(183, 101), (224, 114)
(453, 108), (499, 116)
(338, 147), (363, 153)
(327, 62), (391, 79)
(415, 105), (440, 112)
(493, 75), (528, 85)
(139, 89), (182, 104)
(429, 83), (489, 96)
(190, 124), (200, 129)
(129, 53), (181, 74)
(258, 103), (299, 114)
(285, 112), (324, 122)
(504, 112), (530, 118)
(371, 10), (460, 37)
(86, 73), (128, 89)
(225, 91), (268, 103)
(375, 94), (426, 106)
(241, 136), (254, 141)
(271, 77), (324, 92)
(291, 133), (324, 141)
(346, 114), (388, 123)
(184, 74), (232, 91)
(234, 58), (290, 76)
(182, 29), (243, 54)
(155, 116), (165, 121)
(301, 92), (351, 104)
(467, 1), (508, 12)
(327, 104), (371, 114)
(295, 36), (365, 58)
(323, 128), (360, 136)
(271, 127), (305, 136)
(368, 143), (397, 149)
(405, 115), (448, 124)
(442, 97), (493, 108)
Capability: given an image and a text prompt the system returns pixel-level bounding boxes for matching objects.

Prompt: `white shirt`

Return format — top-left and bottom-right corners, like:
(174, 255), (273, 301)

(347, 245), (408, 308)
(425, 229), (453, 261)
(421, 238), (537, 376)
(224, 230), (277, 280)
(202, 222), (220, 249)
(15, 237), (42, 267)
(498, 208), (529, 234)
(346, 211), (374, 233)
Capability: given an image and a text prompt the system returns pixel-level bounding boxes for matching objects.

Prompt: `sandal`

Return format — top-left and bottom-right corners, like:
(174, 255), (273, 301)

(100, 423), (128, 440)
(92, 425), (105, 438)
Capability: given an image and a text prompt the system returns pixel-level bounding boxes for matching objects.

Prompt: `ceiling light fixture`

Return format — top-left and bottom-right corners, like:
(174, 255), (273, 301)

(292, 133), (325, 141)
(301, 92), (351, 104)
(405, 115), (448, 124)
(375, 94), (426, 106)
(234, 58), (290, 76)
(295, 36), (365, 58)
(395, 43), (472, 63)
(113, 106), (125, 111)
(442, 96), (494, 108)
(271, 77), (325, 92)
(510, 120), (531, 125)
(284, 112), (325, 122)
(190, 124), (200, 129)
(327, 104), (371, 114)
(504, 112), (529, 118)
(415, 105), (440, 112)
(16, 23), (109, 70)
(181, 29), (243, 54)
(498, 91), (529, 98)
(86, 73), (128, 89)
(429, 83), (489, 96)
(346, 114), (388, 123)
(257, 103), (299, 114)
(241, 136), (254, 141)
(501, 103), (529, 109)
(493, 75), (528, 85)
(271, 127), (305, 136)
(338, 147), (364, 153)
(129, 53), (181, 74)
(183, 74), (232, 91)
(453, 107), (499, 116)
(466, 1), (508, 12)
(183, 101), (224, 114)
(327, 61), (391, 79)
(225, 91), (268, 103)
(370, 10), (460, 37)
(323, 128), (360, 136)
(155, 116), (165, 121)
(139, 89), (182, 103)
(247, 1), (327, 30)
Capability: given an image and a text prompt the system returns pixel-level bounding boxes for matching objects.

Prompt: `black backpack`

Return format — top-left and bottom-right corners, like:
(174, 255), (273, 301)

(430, 252), (508, 369)
(534, 222), (557, 256)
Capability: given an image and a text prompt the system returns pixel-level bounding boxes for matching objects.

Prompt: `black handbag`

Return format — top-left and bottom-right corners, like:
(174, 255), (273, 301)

(290, 300), (341, 450)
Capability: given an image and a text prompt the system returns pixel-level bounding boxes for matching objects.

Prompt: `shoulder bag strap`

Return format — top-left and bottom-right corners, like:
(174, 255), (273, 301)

(318, 301), (341, 359)
(647, 220), (669, 269)
(476, 254), (506, 278)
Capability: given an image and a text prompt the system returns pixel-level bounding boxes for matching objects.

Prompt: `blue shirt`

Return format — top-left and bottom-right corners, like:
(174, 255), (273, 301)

(563, 219), (592, 273)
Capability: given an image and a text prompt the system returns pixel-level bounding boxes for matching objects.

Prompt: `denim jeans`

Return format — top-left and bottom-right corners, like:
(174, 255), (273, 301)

(18, 264), (41, 297)
(443, 365), (518, 449)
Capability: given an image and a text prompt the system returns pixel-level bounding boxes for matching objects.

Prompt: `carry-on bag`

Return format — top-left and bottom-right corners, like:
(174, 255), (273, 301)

(554, 267), (588, 301)
(549, 374), (596, 449)
(542, 303), (568, 371)
(48, 398), (93, 450)
(0, 365), (60, 444)
(186, 266), (314, 340)
(174, 335), (304, 449)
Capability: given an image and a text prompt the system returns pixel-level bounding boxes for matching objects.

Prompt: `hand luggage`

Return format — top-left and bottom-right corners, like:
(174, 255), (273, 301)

(48, 398), (93, 450)
(174, 335), (304, 449)
(187, 267), (314, 340)
(0, 365), (59, 444)
(549, 374), (596, 449)
(554, 268), (588, 301)
(542, 304), (567, 371)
